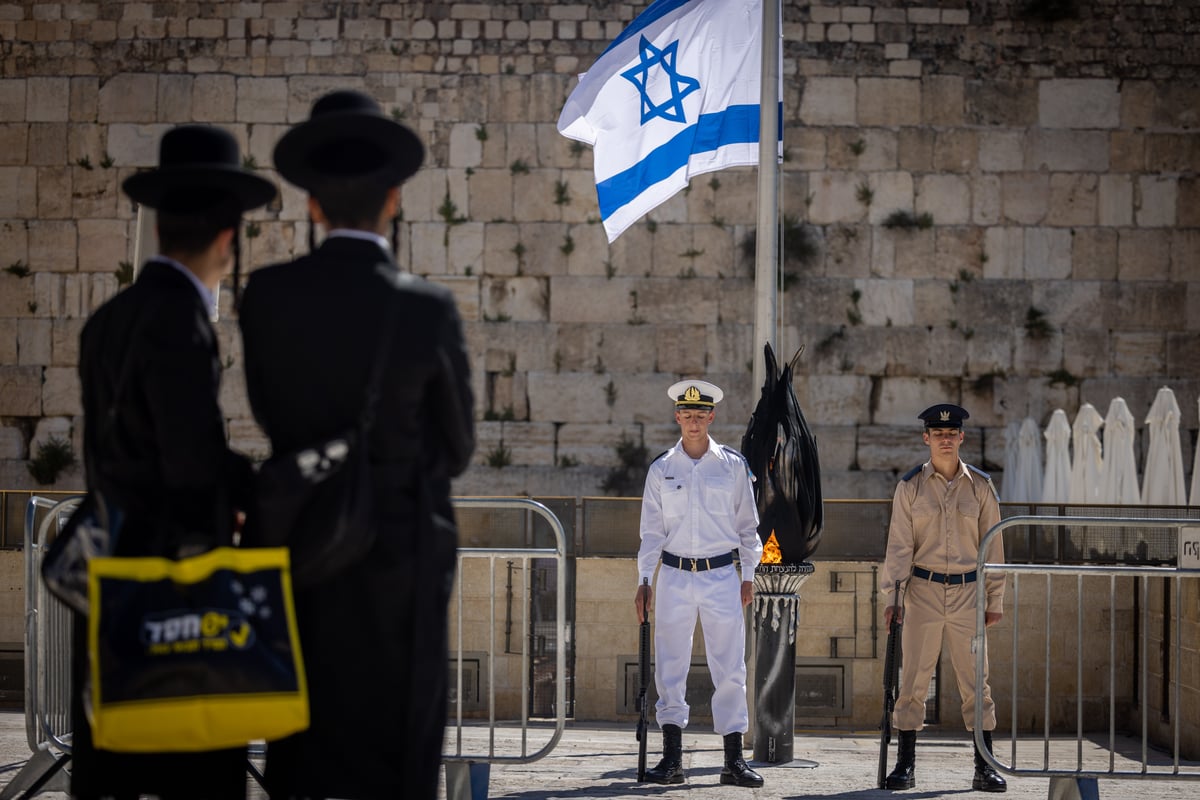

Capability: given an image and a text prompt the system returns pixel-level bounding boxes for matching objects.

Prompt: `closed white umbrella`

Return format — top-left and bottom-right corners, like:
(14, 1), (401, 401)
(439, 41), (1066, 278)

(1191, 397), (1200, 506)
(1042, 409), (1072, 503)
(1069, 403), (1104, 504)
(1002, 421), (1020, 501)
(1099, 397), (1140, 504)
(1141, 386), (1186, 505)
(1008, 417), (1043, 503)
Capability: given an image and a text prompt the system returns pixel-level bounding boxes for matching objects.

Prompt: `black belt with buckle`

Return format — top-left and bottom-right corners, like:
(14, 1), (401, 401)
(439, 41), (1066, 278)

(912, 566), (977, 585)
(661, 550), (734, 572)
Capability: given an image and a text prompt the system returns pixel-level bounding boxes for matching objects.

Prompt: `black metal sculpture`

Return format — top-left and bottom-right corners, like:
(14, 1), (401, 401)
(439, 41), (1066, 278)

(740, 343), (823, 563)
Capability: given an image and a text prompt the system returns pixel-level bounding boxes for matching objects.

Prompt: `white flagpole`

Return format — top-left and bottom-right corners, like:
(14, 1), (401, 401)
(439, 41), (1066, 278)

(752, 0), (781, 391)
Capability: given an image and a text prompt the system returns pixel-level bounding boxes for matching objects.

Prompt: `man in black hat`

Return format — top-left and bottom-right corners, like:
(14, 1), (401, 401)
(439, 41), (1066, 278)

(880, 404), (1008, 793)
(238, 89), (474, 800)
(73, 124), (275, 799)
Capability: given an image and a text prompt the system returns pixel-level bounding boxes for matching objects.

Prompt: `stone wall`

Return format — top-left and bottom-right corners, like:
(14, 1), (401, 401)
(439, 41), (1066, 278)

(0, 0), (1197, 499)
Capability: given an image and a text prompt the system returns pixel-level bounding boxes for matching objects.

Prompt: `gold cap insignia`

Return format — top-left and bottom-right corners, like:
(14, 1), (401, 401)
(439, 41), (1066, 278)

(939, 410), (951, 422)
(683, 386), (702, 403)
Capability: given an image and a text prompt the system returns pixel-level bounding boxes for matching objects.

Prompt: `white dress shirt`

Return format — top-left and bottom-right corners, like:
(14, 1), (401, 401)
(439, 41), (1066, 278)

(637, 436), (762, 584)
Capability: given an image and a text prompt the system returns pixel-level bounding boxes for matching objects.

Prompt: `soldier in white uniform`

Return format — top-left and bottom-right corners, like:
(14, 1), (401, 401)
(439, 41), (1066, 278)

(633, 380), (764, 788)
(881, 403), (1008, 793)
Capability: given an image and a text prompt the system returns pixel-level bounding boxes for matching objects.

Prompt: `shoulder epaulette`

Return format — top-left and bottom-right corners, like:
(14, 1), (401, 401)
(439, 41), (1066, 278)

(966, 464), (990, 480)
(967, 464), (1000, 501)
(901, 464), (923, 482)
(650, 449), (670, 465)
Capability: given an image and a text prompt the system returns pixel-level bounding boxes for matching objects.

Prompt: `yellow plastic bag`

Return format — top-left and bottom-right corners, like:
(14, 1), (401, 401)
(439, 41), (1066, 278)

(87, 547), (308, 752)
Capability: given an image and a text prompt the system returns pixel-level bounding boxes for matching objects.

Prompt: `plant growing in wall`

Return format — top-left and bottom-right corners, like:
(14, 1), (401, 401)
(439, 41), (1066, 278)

(1047, 368), (1079, 387)
(1024, 306), (1053, 340)
(475, 124), (488, 141)
(627, 290), (645, 325)
(855, 180), (873, 207)
(28, 436), (76, 485)
(4, 260), (30, 278)
(485, 440), (513, 468)
(601, 432), (649, 496)
(554, 180), (570, 206)
(560, 234), (574, 256)
(115, 261), (134, 286)
(510, 159), (530, 175)
(75, 156), (93, 170)
(882, 210), (933, 230)
(100, 153), (114, 168)
(846, 289), (863, 326)
(849, 138), (866, 156)
(740, 215), (820, 284)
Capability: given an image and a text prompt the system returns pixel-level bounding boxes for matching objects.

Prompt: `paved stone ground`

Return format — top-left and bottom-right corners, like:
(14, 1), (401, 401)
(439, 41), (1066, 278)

(2, 713), (1197, 799)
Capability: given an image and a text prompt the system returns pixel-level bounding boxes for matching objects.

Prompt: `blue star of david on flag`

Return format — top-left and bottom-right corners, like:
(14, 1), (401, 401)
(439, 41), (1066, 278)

(621, 35), (701, 125)
(557, 0), (780, 242)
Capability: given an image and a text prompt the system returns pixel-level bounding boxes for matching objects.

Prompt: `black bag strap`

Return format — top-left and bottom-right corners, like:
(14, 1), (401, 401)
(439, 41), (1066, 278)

(358, 266), (401, 435)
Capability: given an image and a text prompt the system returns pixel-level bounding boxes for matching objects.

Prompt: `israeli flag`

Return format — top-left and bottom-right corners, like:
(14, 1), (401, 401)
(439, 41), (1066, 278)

(557, 0), (779, 242)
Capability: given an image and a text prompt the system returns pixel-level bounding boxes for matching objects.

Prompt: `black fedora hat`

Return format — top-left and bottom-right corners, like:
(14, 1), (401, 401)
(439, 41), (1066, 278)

(272, 89), (424, 191)
(122, 125), (276, 213)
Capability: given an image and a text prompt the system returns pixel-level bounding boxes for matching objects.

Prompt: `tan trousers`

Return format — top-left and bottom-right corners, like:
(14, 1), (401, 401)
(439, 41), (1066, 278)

(892, 577), (997, 732)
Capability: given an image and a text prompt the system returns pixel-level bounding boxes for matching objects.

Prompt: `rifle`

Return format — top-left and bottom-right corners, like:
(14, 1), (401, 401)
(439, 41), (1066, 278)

(636, 578), (651, 782)
(878, 596), (902, 789)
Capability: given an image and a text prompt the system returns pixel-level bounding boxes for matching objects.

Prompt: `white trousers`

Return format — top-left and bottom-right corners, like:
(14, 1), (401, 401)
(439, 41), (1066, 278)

(652, 563), (748, 735)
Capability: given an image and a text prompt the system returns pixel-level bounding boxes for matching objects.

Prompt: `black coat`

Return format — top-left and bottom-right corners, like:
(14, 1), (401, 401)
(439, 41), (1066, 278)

(238, 235), (475, 800)
(72, 259), (251, 799)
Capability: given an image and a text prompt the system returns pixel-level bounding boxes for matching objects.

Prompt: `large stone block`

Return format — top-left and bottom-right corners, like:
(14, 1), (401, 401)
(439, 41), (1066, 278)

(105, 123), (168, 167)
(809, 171), (867, 225)
(1111, 333), (1166, 377)
(26, 123), (67, 166)
(549, 277), (638, 324)
(1046, 173), (1098, 227)
(922, 74), (964, 126)
(856, 424), (927, 471)
(965, 79), (1038, 127)
(1135, 175), (1176, 228)
(934, 227), (984, 280)
(0, 366), (42, 415)
(515, 221), (571, 277)
(793, 375), (872, 425)
(977, 130), (1024, 172)
(236, 77), (288, 123)
(1116, 230), (1171, 281)
(873, 377), (961, 425)
(916, 174), (970, 225)
(858, 78), (920, 126)
(447, 221), (485, 276)
(857, 278), (913, 327)
(1071, 228), (1118, 280)
(1027, 130), (1109, 172)
(1166, 332), (1200, 380)
(28, 220), (76, 272)
(77, 219), (128, 273)
(1038, 79), (1119, 129)
(799, 77), (856, 126)
(482, 276), (549, 322)
(26, 76), (69, 122)
(1001, 173), (1048, 225)
(98, 73), (158, 123)
(1097, 174), (1133, 227)
(41, 366), (80, 416)
(1171, 230), (1200, 284)
(1024, 228), (1071, 280)
(470, 169), (514, 222)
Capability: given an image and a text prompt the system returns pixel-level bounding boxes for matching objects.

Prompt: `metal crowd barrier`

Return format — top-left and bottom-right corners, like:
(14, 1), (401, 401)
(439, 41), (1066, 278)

(1, 495), (80, 800)
(442, 497), (568, 800)
(975, 516), (1200, 799)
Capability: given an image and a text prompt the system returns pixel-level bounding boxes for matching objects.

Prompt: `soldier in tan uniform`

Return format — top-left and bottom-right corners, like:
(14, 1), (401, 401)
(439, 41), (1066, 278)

(881, 404), (1008, 793)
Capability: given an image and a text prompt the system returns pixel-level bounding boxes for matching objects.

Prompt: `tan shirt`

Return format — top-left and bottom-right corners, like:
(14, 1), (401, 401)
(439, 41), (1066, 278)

(881, 460), (1005, 614)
